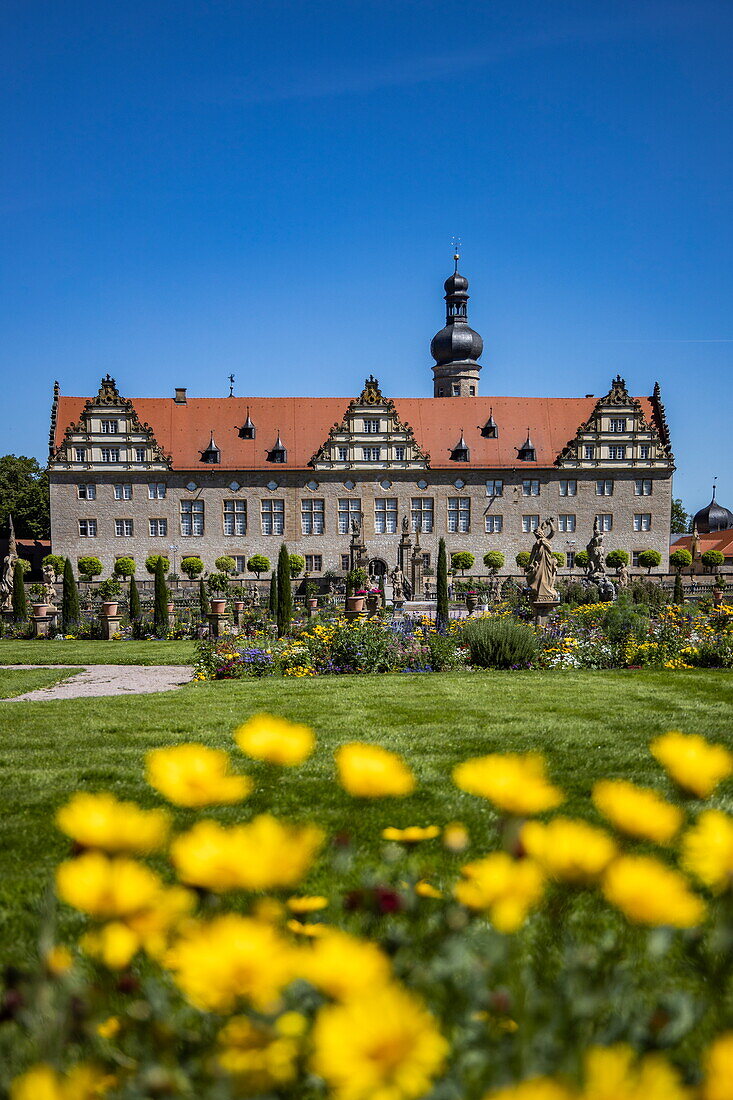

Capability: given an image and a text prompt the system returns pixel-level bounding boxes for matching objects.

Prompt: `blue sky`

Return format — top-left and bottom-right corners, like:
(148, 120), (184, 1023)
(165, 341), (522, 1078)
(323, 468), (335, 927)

(1, 0), (731, 515)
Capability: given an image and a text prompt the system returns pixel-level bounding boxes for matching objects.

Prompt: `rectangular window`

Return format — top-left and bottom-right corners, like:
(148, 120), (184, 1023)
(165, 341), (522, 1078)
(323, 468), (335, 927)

(639, 444), (650, 459)
(566, 551), (576, 569)
(338, 498), (362, 534)
(338, 447), (348, 461)
(608, 445), (626, 460)
(181, 500), (204, 536)
(113, 484), (132, 500)
(596, 513), (613, 532)
(135, 447), (146, 462)
(485, 515), (503, 533)
(341, 554), (350, 570)
(115, 519), (134, 537)
(301, 498), (325, 535)
(77, 483), (96, 500)
(261, 499), (285, 535)
(596, 480), (614, 496)
(522, 514), (540, 533)
(486, 479), (504, 497)
(364, 419), (380, 433)
(149, 518), (167, 536)
(223, 500), (247, 536)
(394, 446), (405, 461)
(609, 418), (627, 432)
(101, 448), (120, 463)
(100, 419), (119, 434)
(305, 554), (323, 572)
(448, 497), (470, 533)
(559, 479), (577, 497)
(633, 513), (652, 531)
(411, 497), (434, 533)
(635, 479), (652, 496)
(78, 519), (97, 537)
(148, 483), (166, 499)
(374, 498), (398, 534)
(74, 447), (86, 462)
(557, 514), (576, 532)
(584, 445), (595, 460)
(234, 556), (246, 573)
(362, 447), (381, 462)
(452, 384), (460, 396)
(522, 479), (540, 496)
(632, 551), (641, 567)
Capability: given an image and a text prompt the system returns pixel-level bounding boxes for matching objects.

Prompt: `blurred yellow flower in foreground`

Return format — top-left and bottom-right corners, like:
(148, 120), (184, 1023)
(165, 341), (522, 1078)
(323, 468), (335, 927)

(681, 810), (733, 892)
(311, 982), (448, 1100)
(145, 744), (252, 807)
(602, 855), (706, 928)
(167, 914), (294, 1013)
(382, 825), (441, 843)
(56, 852), (162, 919)
(287, 895), (328, 913)
(591, 780), (683, 844)
(10, 1063), (115, 1100)
(56, 792), (170, 854)
(453, 753), (564, 816)
(484, 1078), (573, 1100)
(703, 1032), (733, 1100)
(650, 731), (733, 798)
(234, 712), (315, 765)
(443, 821), (470, 852)
(415, 880), (443, 899)
(45, 945), (73, 976)
(302, 928), (393, 1000)
(521, 818), (616, 884)
(216, 1015), (300, 1090)
(171, 815), (323, 892)
(580, 1043), (690, 1100)
(336, 743), (416, 797)
(81, 885), (195, 968)
(455, 853), (545, 932)
(96, 1017), (120, 1040)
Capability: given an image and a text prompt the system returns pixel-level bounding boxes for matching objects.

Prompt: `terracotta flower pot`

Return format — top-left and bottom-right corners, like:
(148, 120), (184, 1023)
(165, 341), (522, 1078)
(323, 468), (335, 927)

(101, 601), (119, 617)
(346, 596), (365, 613)
(167, 602), (174, 613)
(307, 598), (318, 610)
(32, 602), (49, 617)
(211, 599), (226, 614)
(234, 600), (245, 611)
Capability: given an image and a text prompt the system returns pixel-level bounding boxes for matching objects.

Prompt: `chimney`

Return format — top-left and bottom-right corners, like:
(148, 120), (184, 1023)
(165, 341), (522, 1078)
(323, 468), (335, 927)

(174, 387), (187, 404)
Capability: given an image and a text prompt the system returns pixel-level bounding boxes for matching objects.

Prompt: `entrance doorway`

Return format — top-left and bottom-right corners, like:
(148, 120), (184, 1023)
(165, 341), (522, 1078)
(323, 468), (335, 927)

(368, 558), (387, 580)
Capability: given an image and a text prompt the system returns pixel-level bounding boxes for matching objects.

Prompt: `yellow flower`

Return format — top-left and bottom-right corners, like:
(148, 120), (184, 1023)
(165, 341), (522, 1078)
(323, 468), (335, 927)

(521, 818), (616, 883)
(167, 914), (294, 1012)
(56, 852), (162, 919)
(453, 753), (564, 816)
(234, 712), (315, 765)
(301, 928), (393, 1000)
(96, 1016), (120, 1039)
(45, 945), (73, 976)
(650, 731), (733, 798)
(592, 780), (683, 844)
(602, 855), (706, 928)
(580, 1043), (691, 1099)
(703, 1032), (733, 1100)
(443, 822), (470, 852)
(681, 811), (733, 892)
(56, 792), (170, 854)
(81, 921), (140, 969)
(10, 1064), (114, 1100)
(382, 825), (441, 843)
(454, 853), (545, 932)
(171, 815), (323, 891)
(287, 895), (328, 913)
(145, 743), (252, 807)
(311, 983), (448, 1100)
(216, 1015), (300, 1090)
(484, 1079), (573, 1100)
(415, 880), (443, 899)
(287, 918), (327, 937)
(336, 743), (415, 797)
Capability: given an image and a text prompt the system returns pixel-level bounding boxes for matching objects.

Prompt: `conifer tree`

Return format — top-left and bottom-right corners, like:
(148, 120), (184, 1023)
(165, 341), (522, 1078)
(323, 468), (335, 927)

(673, 570), (684, 606)
(269, 570), (278, 620)
(12, 560), (27, 622)
(129, 575), (141, 621)
(436, 537), (449, 632)
(153, 556), (169, 636)
(61, 557), (79, 632)
(276, 543), (292, 637)
(199, 578), (209, 619)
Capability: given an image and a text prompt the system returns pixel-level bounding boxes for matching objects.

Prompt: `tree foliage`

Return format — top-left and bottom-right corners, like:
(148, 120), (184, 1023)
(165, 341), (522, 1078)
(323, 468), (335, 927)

(181, 557), (204, 579)
(153, 556), (169, 635)
(0, 455), (50, 540)
(671, 498), (690, 535)
(436, 538), (449, 631)
(113, 557), (136, 577)
(701, 549), (725, 572)
(268, 570), (278, 620)
(42, 554), (65, 580)
(638, 549), (662, 574)
(515, 551), (531, 571)
(451, 551), (474, 576)
(276, 543), (292, 637)
(77, 556), (102, 579)
(199, 578), (209, 618)
(482, 551), (504, 574)
(12, 561), (27, 622)
(574, 550), (589, 570)
(669, 548), (693, 572)
(215, 556), (237, 575)
(129, 575), (141, 621)
(605, 550), (629, 570)
(61, 557), (79, 632)
(289, 554), (305, 579)
(146, 555), (170, 575)
(247, 555), (271, 579)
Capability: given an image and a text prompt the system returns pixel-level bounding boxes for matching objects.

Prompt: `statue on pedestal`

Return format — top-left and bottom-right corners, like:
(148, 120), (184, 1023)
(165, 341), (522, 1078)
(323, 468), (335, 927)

(587, 517), (606, 578)
(0, 516), (19, 613)
(390, 566), (406, 603)
(526, 518), (559, 605)
(617, 563), (629, 589)
(42, 562), (57, 607)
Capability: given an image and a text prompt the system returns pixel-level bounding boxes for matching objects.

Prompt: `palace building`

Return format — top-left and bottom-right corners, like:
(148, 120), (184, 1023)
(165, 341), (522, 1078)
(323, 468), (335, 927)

(48, 258), (675, 585)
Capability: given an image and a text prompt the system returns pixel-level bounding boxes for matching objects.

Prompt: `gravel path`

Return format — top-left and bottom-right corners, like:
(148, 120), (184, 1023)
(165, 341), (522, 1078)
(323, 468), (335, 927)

(2, 664), (195, 701)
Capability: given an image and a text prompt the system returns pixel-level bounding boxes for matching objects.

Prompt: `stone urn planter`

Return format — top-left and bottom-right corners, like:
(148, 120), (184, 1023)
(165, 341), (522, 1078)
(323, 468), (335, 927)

(366, 593), (380, 615)
(210, 598), (227, 615)
(346, 595), (365, 614)
(465, 593), (478, 614)
(712, 585), (724, 607)
(307, 598), (319, 612)
(233, 600), (245, 613)
(101, 601), (119, 617)
(31, 602), (49, 618)
(167, 602), (175, 614)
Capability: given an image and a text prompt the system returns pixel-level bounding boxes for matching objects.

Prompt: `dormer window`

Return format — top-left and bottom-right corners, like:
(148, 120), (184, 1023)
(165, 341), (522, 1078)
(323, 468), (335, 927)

(517, 430), (536, 462)
(238, 409), (256, 439)
(481, 410), (498, 438)
(200, 433), (221, 464)
(101, 419), (119, 434)
(364, 419), (380, 433)
(609, 418), (627, 432)
(267, 432), (287, 463)
(450, 431), (470, 462)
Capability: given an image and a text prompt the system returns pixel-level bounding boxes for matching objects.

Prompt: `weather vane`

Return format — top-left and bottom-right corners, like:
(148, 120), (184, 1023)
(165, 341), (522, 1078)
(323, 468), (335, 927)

(451, 236), (462, 270)
(228, 374), (235, 398)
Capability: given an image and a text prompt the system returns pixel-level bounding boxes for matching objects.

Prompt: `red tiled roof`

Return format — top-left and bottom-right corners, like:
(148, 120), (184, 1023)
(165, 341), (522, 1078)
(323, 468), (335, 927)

(54, 393), (660, 471)
(671, 532), (733, 556)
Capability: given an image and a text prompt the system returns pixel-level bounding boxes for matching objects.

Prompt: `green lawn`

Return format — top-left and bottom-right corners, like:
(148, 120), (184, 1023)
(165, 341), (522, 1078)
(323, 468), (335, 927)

(0, 639), (197, 665)
(0, 668), (731, 963)
(0, 668), (80, 698)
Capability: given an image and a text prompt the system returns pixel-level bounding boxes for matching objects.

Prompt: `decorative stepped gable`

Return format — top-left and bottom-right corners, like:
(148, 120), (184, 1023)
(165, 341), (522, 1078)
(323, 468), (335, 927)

(50, 375), (172, 471)
(309, 376), (430, 470)
(555, 375), (674, 470)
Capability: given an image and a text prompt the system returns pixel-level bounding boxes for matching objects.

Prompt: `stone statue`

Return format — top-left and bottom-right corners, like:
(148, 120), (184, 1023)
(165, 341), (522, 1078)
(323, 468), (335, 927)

(42, 562), (57, 606)
(350, 516), (361, 538)
(586, 517), (606, 577)
(526, 518), (559, 604)
(401, 514), (409, 534)
(0, 515), (19, 612)
(617, 563), (629, 588)
(391, 566), (406, 602)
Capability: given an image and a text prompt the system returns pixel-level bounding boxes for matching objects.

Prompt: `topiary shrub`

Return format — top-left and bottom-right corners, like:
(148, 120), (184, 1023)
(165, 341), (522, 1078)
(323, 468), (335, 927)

(247, 555), (271, 579)
(289, 554), (305, 579)
(42, 554), (65, 580)
(113, 556), (136, 578)
(670, 548), (693, 573)
(215, 556), (237, 575)
(638, 549), (662, 574)
(515, 551), (530, 572)
(605, 550), (629, 571)
(146, 555), (170, 575)
(574, 550), (590, 571)
(181, 557), (204, 579)
(451, 551), (474, 576)
(77, 556), (102, 580)
(483, 551), (504, 574)
(461, 618), (538, 669)
(552, 552), (566, 568)
(702, 549), (725, 574)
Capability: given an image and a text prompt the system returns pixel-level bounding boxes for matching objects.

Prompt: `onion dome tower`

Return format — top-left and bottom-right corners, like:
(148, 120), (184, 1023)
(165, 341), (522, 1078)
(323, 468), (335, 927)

(431, 250), (484, 397)
(692, 483), (733, 533)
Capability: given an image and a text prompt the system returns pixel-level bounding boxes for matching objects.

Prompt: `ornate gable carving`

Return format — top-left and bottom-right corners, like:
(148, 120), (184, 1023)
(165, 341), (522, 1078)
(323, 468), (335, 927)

(556, 375), (673, 470)
(309, 376), (430, 470)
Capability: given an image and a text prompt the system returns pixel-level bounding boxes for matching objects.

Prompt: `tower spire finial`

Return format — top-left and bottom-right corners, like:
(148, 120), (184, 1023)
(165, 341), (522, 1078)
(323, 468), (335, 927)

(451, 236), (461, 271)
